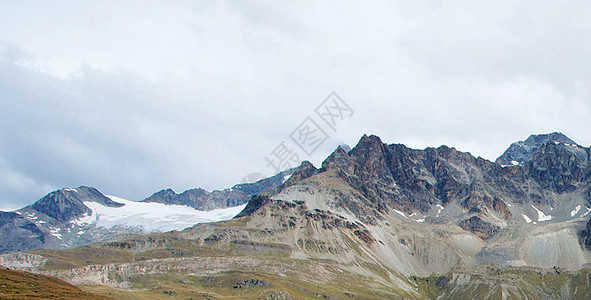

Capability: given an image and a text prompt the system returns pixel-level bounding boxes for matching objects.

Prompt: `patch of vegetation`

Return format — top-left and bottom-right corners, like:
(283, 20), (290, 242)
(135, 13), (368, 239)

(416, 266), (591, 300)
(0, 268), (113, 299)
(80, 259), (413, 299)
(32, 246), (133, 270)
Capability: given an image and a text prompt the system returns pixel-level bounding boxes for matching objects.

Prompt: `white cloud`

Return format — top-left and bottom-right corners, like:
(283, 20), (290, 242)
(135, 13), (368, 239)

(0, 1), (590, 209)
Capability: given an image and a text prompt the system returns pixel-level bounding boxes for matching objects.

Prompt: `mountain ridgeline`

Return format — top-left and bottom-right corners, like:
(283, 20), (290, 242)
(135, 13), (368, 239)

(218, 131), (591, 274)
(141, 168), (295, 210)
(3, 132), (591, 299)
(243, 132), (590, 238)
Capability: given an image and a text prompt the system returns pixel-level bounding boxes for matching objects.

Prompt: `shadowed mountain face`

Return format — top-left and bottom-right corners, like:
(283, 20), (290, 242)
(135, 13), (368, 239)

(0, 211), (46, 252)
(495, 132), (578, 166)
(142, 168), (295, 210)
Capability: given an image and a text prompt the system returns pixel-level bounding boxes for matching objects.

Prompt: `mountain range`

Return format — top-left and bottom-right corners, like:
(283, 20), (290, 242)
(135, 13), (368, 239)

(0, 168), (294, 253)
(2, 132), (591, 299)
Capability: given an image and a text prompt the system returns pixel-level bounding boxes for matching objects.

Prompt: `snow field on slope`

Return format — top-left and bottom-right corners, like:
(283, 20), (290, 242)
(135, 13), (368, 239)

(81, 195), (247, 232)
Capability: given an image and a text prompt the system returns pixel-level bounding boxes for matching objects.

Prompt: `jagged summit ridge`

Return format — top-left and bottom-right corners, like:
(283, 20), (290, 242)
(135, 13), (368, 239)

(496, 132), (578, 166)
(142, 168), (296, 210)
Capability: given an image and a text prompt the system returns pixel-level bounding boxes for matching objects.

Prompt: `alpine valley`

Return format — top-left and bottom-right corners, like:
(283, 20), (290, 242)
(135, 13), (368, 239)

(3, 132), (591, 299)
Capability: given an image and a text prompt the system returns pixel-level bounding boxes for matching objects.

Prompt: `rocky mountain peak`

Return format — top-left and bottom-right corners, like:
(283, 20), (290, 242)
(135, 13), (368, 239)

(525, 132), (576, 145)
(496, 132), (578, 166)
(283, 161), (317, 187)
(30, 186), (122, 222)
(321, 145), (351, 171)
(349, 134), (386, 158)
(521, 141), (590, 194)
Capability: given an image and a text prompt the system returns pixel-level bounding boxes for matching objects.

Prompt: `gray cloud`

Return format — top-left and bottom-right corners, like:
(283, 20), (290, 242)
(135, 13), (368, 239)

(1, 1), (590, 210)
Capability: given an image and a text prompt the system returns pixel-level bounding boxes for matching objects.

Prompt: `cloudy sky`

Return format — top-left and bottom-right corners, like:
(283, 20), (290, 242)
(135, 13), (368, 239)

(1, 1), (591, 210)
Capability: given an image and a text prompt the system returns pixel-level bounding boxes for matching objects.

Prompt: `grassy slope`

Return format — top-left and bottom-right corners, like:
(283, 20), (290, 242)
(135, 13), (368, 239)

(82, 269), (411, 300)
(0, 268), (113, 299)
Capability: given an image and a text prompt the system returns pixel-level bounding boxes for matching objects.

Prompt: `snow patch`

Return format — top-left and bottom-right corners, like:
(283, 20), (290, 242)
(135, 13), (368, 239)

(435, 204), (444, 217)
(581, 207), (591, 217)
(24, 212), (37, 220)
(393, 209), (406, 218)
(63, 188), (78, 193)
(282, 174), (291, 183)
(71, 212), (96, 226)
(511, 160), (519, 166)
(522, 214), (532, 223)
(81, 195), (247, 232)
(414, 218), (425, 223)
(571, 205), (582, 217)
(531, 205), (553, 222)
(49, 228), (62, 240)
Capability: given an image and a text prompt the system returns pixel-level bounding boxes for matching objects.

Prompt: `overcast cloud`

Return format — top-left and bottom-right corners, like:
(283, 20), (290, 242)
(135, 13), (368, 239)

(1, 1), (591, 210)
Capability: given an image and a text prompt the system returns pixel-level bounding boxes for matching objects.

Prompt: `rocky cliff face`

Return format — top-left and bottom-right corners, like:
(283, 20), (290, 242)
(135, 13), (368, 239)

(521, 142), (590, 194)
(496, 132), (577, 166)
(581, 218), (591, 251)
(315, 135), (511, 225)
